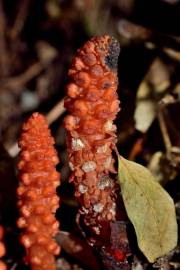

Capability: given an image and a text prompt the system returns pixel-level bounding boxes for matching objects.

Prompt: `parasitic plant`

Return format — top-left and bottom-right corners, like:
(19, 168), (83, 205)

(17, 113), (60, 270)
(64, 35), (131, 269)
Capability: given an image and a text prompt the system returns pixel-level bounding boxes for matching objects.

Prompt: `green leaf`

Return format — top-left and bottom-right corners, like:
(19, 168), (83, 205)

(118, 155), (178, 263)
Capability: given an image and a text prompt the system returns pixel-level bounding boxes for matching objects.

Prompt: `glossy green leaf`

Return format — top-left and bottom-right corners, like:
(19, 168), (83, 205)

(118, 155), (177, 263)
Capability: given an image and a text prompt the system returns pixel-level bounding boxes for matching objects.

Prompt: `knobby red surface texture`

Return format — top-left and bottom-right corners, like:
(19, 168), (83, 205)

(64, 36), (130, 269)
(17, 113), (60, 270)
(0, 226), (6, 270)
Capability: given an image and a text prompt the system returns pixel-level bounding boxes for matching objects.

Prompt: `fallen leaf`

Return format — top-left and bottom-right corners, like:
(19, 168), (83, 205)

(134, 81), (155, 133)
(118, 155), (178, 263)
(134, 99), (156, 133)
(134, 57), (171, 133)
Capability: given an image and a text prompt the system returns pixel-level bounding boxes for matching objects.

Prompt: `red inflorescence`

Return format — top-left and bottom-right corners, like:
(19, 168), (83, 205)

(17, 113), (60, 270)
(64, 35), (121, 237)
(0, 226), (6, 270)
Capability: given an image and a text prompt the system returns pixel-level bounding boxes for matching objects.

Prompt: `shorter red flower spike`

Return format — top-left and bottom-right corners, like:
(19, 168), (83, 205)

(0, 226), (6, 270)
(17, 113), (61, 270)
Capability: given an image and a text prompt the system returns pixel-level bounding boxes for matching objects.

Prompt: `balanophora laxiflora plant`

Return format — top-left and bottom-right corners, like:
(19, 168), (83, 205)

(0, 226), (6, 270)
(64, 35), (130, 268)
(17, 113), (60, 270)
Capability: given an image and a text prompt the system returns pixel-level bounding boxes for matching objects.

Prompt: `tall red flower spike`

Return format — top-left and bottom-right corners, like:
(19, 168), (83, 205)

(17, 113), (60, 270)
(64, 36), (131, 269)
(0, 226), (6, 270)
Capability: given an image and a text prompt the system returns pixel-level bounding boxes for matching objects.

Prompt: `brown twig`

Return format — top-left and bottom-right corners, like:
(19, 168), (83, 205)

(46, 99), (65, 124)
(0, 0), (10, 77)
(158, 109), (172, 156)
(1, 62), (44, 93)
(10, 0), (31, 41)
(158, 96), (175, 157)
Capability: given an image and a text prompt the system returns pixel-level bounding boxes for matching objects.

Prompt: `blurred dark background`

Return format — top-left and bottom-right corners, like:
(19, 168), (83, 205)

(0, 0), (180, 269)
